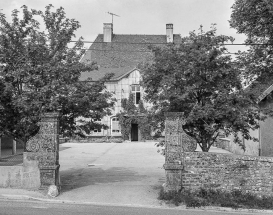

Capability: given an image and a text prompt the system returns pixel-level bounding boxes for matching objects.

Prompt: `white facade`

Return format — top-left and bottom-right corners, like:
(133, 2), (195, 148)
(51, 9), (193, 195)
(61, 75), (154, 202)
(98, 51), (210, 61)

(90, 68), (149, 137)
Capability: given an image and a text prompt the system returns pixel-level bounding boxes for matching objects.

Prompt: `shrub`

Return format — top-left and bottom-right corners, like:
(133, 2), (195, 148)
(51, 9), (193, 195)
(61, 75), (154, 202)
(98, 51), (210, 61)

(159, 187), (273, 209)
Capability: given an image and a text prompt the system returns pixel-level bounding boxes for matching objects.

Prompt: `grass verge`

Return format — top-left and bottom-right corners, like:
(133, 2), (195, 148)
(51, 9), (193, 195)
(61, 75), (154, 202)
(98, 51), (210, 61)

(159, 187), (273, 209)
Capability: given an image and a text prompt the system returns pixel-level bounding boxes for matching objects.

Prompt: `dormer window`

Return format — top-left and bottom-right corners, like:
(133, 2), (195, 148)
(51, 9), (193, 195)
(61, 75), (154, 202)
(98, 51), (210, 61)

(131, 85), (141, 104)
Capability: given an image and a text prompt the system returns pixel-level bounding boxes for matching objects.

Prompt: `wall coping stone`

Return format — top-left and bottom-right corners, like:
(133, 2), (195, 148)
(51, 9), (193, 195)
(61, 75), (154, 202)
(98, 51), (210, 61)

(42, 112), (60, 118)
(163, 164), (184, 170)
(164, 112), (184, 117)
(184, 151), (273, 162)
(39, 165), (60, 170)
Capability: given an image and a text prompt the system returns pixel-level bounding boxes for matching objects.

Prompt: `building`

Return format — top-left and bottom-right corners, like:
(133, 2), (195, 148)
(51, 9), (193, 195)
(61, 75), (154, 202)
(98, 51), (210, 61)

(218, 75), (273, 157)
(80, 23), (181, 140)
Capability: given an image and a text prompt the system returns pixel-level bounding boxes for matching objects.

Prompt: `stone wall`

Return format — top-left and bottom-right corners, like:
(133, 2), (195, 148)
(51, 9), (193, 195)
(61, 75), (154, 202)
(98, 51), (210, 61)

(218, 129), (260, 156)
(0, 112), (60, 191)
(25, 112), (60, 189)
(0, 154), (40, 188)
(260, 116), (273, 157)
(165, 152), (273, 196)
(219, 113), (273, 157)
(163, 112), (197, 191)
(163, 112), (273, 197)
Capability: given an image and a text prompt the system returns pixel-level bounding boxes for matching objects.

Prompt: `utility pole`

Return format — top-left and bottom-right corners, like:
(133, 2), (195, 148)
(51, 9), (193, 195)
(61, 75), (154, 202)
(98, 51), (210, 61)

(107, 12), (120, 25)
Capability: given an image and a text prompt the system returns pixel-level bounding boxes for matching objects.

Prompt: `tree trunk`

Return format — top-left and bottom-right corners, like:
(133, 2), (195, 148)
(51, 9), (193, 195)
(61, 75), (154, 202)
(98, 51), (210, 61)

(200, 142), (209, 152)
(0, 138), (1, 160)
(12, 140), (16, 155)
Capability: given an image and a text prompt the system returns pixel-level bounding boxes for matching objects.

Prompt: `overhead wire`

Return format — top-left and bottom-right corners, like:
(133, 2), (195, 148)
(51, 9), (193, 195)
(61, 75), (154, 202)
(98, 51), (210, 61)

(1, 40), (271, 57)
(67, 40), (273, 55)
(69, 40), (273, 46)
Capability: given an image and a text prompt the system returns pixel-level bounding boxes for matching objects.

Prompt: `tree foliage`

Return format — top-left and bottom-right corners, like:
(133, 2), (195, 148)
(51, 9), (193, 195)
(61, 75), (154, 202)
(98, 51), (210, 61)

(230, 0), (273, 80)
(230, 0), (273, 42)
(0, 5), (114, 144)
(230, 0), (273, 114)
(141, 25), (262, 152)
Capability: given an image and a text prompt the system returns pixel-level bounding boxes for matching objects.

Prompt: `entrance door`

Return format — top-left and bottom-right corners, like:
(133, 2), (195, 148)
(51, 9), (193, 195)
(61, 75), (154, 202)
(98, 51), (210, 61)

(131, 124), (138, 141)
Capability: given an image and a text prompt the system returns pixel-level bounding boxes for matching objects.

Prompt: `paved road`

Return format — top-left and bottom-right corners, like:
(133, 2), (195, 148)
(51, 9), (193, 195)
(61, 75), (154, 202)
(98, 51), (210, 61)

(0, 200), (267, 215)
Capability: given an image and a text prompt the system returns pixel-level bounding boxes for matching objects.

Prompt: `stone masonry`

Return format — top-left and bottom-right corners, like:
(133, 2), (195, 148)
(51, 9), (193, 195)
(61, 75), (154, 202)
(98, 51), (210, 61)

(182, 152), (273, 196)
(163, 112), (273, 196)
(0, 112), (60, 196)
(163, 112), (197, 191)
(24, 112), (60, 189)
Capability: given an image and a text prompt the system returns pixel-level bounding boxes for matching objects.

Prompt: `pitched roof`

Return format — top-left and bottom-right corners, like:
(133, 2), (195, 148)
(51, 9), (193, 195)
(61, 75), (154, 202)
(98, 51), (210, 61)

(80, 66), (136, 81)
(245, 74), (273, 103)
(80, 34), (181, 81)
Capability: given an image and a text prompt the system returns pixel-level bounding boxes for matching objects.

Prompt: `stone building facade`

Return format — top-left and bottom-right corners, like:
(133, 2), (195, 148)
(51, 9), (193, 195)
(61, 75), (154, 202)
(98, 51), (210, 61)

(80, 23), (181, 140)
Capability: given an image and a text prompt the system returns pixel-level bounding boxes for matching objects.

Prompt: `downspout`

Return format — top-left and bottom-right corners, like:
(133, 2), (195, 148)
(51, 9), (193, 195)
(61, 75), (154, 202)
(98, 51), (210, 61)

(258, 121), (261, 156)
(109, 117), (112, 137)
(180, 133), (184, 191)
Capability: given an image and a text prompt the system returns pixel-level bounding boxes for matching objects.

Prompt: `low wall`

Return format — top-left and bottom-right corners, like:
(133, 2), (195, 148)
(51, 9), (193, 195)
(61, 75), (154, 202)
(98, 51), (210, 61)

(0, 153), (40, 188)
(164, 152), (273, 196)
(216, 129), (260, 156)
(0, 112), (60, 192)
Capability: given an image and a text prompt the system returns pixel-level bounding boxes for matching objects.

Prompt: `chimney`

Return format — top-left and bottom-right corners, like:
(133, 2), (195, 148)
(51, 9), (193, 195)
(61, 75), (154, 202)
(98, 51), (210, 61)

(103, 23), (113, 42)
(166, 24), (173, 43)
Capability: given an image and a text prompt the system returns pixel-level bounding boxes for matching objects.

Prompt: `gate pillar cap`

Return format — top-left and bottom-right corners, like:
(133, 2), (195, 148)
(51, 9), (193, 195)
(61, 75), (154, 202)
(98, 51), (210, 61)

(164, 112), (184, 117)
(42, 112), (60, 119)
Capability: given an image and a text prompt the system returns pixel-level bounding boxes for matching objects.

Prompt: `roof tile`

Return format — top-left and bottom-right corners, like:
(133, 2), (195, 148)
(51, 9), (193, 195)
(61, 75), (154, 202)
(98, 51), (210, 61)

(80, 34), (181, 81)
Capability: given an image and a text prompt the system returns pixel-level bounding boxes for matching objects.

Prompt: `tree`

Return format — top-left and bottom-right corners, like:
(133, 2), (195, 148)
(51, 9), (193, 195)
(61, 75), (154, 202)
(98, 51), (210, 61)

(141, 25), (262, 152)
(0, 5), (114, 145)
(230, 0), (273, 80)
(230, 0), (273, 42)
(230, 0), (273, 115)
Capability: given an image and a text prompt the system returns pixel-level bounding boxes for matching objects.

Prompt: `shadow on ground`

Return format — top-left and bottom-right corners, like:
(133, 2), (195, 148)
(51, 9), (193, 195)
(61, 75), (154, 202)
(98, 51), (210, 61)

(59, 146), (71, 151)
(60, 167), (147, 192)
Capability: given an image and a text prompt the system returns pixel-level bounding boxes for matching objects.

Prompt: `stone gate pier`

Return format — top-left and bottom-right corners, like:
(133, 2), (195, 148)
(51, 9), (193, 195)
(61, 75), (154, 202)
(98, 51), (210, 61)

(163, 112), (197, 191)
(24, 112), (60, 190)
(0, 112), (60, 196)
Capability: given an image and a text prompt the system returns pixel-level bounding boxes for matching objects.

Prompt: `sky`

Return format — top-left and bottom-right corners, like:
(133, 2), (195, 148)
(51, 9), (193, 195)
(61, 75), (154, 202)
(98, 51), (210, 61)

(0, 0), (247, 53)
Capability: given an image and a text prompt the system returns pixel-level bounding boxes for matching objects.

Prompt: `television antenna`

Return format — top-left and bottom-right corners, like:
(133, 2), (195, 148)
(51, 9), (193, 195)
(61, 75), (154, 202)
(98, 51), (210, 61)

(107, 12), (120, 24)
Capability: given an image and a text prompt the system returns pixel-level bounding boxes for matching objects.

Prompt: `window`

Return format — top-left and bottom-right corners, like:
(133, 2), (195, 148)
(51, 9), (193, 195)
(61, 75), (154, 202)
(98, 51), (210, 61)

(94, 128), (101, 133)
(111, 117), (120, 133)
(93, 118), (102, 133)
(131, 85), (141, 104)
(112, 129), (120, 133)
